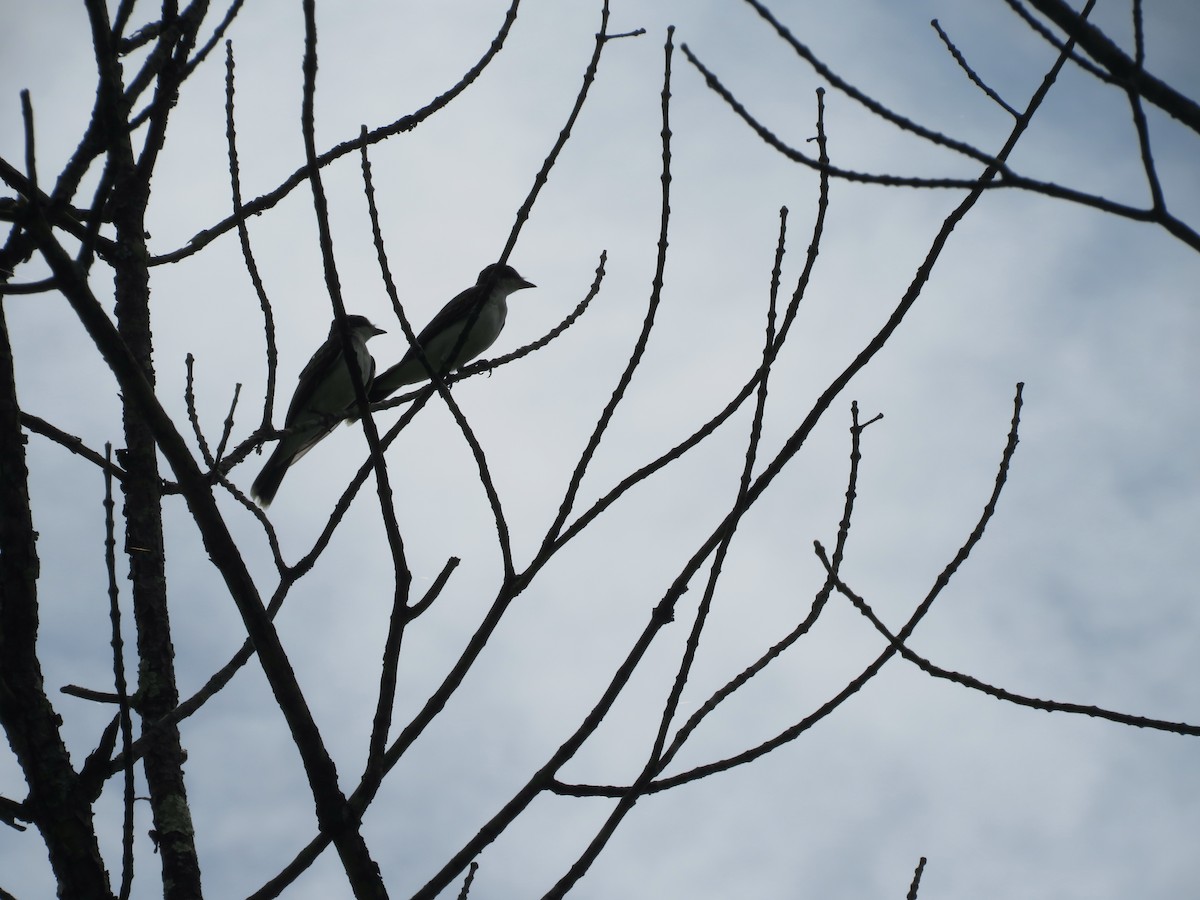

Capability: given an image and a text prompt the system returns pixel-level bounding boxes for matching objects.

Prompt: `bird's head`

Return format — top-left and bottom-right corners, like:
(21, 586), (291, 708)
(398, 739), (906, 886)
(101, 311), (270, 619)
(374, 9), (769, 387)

(332, 315), (386, 341)
(478, 263), (536, 296)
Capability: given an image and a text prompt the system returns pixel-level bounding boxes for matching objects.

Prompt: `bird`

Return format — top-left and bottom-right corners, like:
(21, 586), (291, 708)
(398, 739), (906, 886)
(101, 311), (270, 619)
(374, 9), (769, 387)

(251, 314), (386, 506)
(367, 263), (535, 403)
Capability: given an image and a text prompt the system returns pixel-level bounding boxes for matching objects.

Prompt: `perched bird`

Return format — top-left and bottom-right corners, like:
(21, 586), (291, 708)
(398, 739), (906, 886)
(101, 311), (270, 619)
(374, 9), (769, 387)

(368, 263), (535, 402)
(251, 314), (385, 506)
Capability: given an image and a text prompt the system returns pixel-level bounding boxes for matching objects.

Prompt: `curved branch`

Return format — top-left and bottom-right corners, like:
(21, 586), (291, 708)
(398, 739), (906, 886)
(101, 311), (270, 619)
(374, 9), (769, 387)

(1024, 0), (1200, 133)
(153, 0), (526, 265)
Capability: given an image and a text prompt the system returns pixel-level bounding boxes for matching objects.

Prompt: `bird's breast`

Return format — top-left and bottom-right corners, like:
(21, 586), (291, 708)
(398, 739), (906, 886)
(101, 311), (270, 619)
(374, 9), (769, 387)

(428, 297), (507, 369)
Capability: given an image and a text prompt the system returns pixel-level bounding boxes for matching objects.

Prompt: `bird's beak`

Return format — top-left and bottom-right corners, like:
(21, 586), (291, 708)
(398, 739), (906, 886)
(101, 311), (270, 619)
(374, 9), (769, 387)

(517, 278), (535, 290)
(372, 325), (387, 336)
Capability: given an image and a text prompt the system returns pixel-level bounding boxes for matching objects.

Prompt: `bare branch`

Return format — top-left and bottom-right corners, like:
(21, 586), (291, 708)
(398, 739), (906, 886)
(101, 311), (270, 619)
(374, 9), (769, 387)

(931, 18), (1019, 117)
(20, 90), (38, 191)
(498, 0), (635, 264)
(19, 412), (126, 479)
(224, 39), (278, 429)
(103, 443), (136, 899)
(822, 548), (1200, 737)
(907, 857), (928, 900)
(184, 353), (216, 467)
(299, 1), (393, 890)
(1023, 0), (1200, 133)
(356, 137), (416, 785)
(154, 0), (527, 265)
(653, 381), (1027, 791)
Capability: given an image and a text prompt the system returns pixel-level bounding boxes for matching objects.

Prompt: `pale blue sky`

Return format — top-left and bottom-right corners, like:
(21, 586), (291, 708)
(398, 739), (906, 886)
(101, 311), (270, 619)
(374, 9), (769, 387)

(2, 1), (1198, 898)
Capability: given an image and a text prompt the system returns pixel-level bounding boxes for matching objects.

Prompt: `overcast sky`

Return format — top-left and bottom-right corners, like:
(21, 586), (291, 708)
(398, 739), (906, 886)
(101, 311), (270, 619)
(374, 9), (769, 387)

(2, 1), (1199, 898)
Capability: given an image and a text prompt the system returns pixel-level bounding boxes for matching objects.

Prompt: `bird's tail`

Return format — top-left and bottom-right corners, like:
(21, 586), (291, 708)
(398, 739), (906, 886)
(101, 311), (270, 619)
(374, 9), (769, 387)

(367, 360), (423, 403)
(250, 421), (340, 506)
(250, 444), (292, 507)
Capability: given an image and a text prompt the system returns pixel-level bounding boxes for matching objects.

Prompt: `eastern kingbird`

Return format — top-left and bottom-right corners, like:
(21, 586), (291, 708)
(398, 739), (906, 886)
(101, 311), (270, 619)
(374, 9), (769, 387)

(367, 263), (535, 402)
(251, 314), (385, 506)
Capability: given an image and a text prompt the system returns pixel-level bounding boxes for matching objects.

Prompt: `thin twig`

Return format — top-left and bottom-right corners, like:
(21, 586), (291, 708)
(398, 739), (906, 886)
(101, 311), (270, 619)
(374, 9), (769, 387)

(212, 382), (241, 467)
(455, 862), (479, 900)
(539, 85), (828, 566)
(652, 395), (876, 784)
(553, 397), (880, 801)
(1022, 0), (1200, 133)
(110, 0), (136, 43)
(358, 132), (510, 581)
(907, 857), (928, 900)
(540, 0), (668, 546)
(356, 135), (417, 785)
(177, 0), (247, 89)
(567, 3), (1094, 798)
(20, 90), (37, 191)
(248, 3), (633, 894)
(0, 794), (27, 832)
(543, 29), (687, 894)
(681, 44), (1169, 220)
(60, 685), (122, 704)
(931, 18), (1018, 117)
(648, 382), (1028, 792)
(224, 40), (277, 429)
(824, 548), (1200, 737)
(154, 0), (526, 266)
(1124, 0), (1165, 213)
(683, 3), (1200, 253)
(297, 2), (393, 891)
(184, 353), (216, 468)
(458, 253), (606, 380)
(498, 0), (636, 264)
(31, 54), (386, 900)
(19, 412), (126, 479)
(104, 572), (303, 777)
(549, 67), (786, 891)
(1001, 0), (1109, 81)
(405, 557), (461, 621)
(104, 444), (136, 899)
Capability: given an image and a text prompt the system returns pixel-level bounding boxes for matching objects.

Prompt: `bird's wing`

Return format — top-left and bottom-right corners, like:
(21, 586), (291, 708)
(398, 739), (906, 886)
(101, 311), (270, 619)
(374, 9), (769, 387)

(278, 340), (373, 466)
(284, 330), (377, 425)
(405, 284), (483, 364)
(283, 335), (341, 426)
(370, 285), (482, 397)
